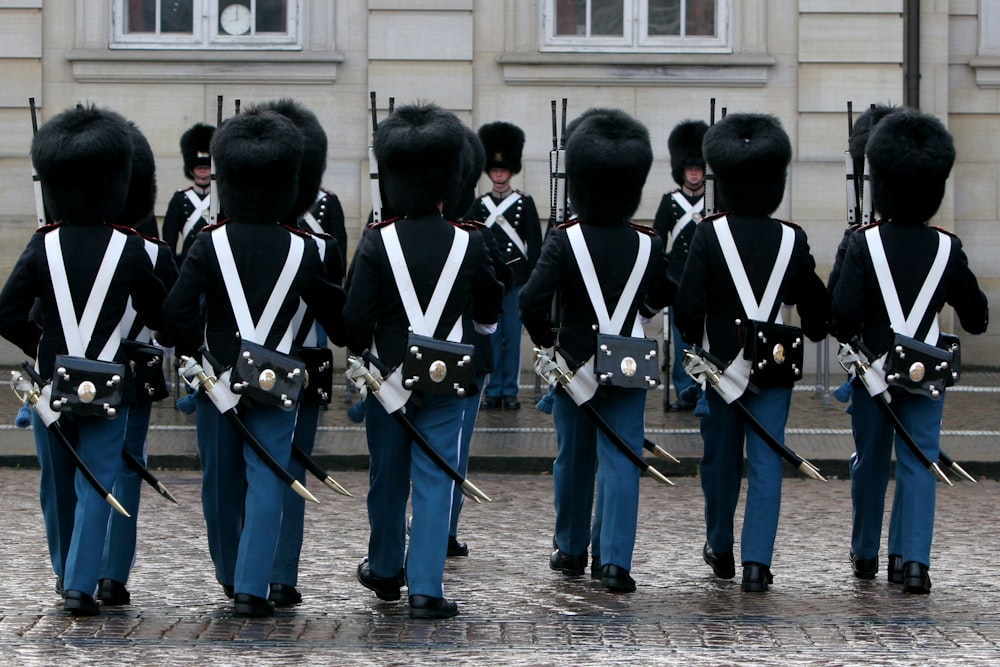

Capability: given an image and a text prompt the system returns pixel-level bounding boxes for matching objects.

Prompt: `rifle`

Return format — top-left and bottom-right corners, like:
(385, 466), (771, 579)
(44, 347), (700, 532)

(369, 91), (383, 225)
(702, 98), (718, 218)
(537, 99), (569, 402)
(28, 97), (47, 228)
(208, 95), (223, 227)
(845, 101), (859, 226)
(860, 103), (876, 225)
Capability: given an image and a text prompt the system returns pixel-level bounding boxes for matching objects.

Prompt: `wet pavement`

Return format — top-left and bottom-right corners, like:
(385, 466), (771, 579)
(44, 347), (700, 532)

(1, 372), (999, 665)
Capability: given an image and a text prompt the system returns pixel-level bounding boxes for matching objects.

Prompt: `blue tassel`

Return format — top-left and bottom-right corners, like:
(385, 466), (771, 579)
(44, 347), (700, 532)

(535, 388), (555, 415)
(693, 393), (710, 418)
(833, 380), (852, 404)
(15, 402), (32, 429)
(175, 392), (198, 415)
(347, 400), (366, 424)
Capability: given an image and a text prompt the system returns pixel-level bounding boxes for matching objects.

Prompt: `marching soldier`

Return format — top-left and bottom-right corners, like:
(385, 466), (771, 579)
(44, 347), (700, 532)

(303, 187), (348, 270)
(258, 98), (345, 607)
(653, 120), (709, 411)
(673, 113), (829, 592)
(161, 122), (215, 266)
(346, 103), (503, 619)
(162, 106), (345, 617)
(0, 104), (167, 615)
(830, 108), (988, 593)
(520, 108), (672, 593)
(467, 121), (542, 410)
(99, 120), (179, 606)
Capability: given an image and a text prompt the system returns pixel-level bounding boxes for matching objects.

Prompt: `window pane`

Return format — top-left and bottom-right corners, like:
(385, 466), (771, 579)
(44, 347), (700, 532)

(125, 0), (156, 33)
(647, 0), (680, 37)
(555, 0), (586, 36)
(162, 0), (194, 33)
(592, 0), (624, 37)
(687, 0), (716, 36)
(256, 0), (287, 33)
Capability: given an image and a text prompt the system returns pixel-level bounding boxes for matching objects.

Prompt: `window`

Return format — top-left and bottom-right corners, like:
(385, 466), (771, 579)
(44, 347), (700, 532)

(543, 0), (728, 52)
(112, 0), (300, 49)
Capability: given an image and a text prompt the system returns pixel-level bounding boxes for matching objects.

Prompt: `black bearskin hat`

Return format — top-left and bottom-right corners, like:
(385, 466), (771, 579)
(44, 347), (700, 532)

(210, 107), (303, 224)
(849, 104), (894, 183)
(702, 113), (791, 216)
(109, 121), (157, 228)
(31, 104), (133, 225)
(258, 98), (328, 222)
(668, 120), (709, 186)
(565, 108), (653, 225)
(373, 103), (466, 217)
(866, 107), (955, 225)
(444, 126), (486, 220)
(180, 122), (214, 180)
(478, 121), (525, 174)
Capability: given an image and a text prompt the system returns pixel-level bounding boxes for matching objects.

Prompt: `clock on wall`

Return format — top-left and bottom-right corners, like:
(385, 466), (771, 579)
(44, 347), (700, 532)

(220, 3), (251, 36)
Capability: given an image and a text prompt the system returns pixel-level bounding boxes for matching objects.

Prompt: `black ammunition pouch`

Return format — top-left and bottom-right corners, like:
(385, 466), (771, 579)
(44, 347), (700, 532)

(742, 320), (804, 389)
(883, 333), (960, 399)
(230, 340), (305, 411)
(296, 346), (334, 407)
(401, 333), (477, 397)
(594, 334), (660, 390)
(121, 339), (169, 404)
(49, 355), (126, 418)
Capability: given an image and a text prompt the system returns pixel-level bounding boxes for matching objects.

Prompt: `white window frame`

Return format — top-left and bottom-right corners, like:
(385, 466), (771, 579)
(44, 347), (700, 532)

(110, 0), (302, 50)
(541, 0), (730, 54)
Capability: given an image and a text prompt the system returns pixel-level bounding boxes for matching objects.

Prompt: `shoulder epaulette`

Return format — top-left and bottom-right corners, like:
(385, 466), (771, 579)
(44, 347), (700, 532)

(199, 220), (228, 234)
(629, 222), (659, 237)
(556, 218), (581, 230)
(775, 218), (804, 232)
(281, 223), (318, 240)
(108, 223), (141, 236)
(854, 220), (884, 234)
(701, 211), (728, 224)
(930, 225), (958, 238)
(33, 222), (61, 235)
(460, 218), (487, 230)
(450, 219), (481, 232)
(366, 216), (400, 231)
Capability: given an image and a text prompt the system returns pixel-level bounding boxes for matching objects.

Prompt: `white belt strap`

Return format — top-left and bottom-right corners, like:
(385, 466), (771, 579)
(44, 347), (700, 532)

(182, 190), (211, 242)
(212, 226), (304, 353)
(291, 235), (327, 348)
(483, 193), (527, 258)
(566, 224), (650, 338)
(713, 216), (794, 323)
(381, 223), (468, 342)
(865, 226), (950, 344)
(99, 237), (160, 359)
(46, 227), (126, 360)
(669, 191), (704, 249)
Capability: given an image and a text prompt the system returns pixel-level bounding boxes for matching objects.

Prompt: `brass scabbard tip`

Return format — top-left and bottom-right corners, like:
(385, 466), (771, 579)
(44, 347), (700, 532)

(647, 466), (675, 486)
(951, 462), (978, 484)
(930, 462), (953, 487)
(462, 480), (491, 503)
(324, 476), (354, 497)
(292, 480), (321, 503)
(799, 461), (828, 482)
(157, 483), (181, 505)
(107, 494), (132, 518)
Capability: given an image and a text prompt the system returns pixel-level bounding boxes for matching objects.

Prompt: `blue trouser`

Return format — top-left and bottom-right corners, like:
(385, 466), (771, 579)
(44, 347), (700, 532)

(553, 386), (645, 571)
(101, 401), (153, 584)
(197, 394), (295, 599)
(485, 286), (523, 400)
(699, 387), (790, 567)
(34, 409), (129, 596)
(669, 311), (696, 401)
(450, 373), (485, 537)
(849, 384), (942, 567)
(364, 392), (462, 598)
(271, 401), (319, 587)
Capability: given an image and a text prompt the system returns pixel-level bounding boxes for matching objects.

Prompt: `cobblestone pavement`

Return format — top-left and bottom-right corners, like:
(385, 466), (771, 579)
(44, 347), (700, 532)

(2, 466), (1000, 666)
